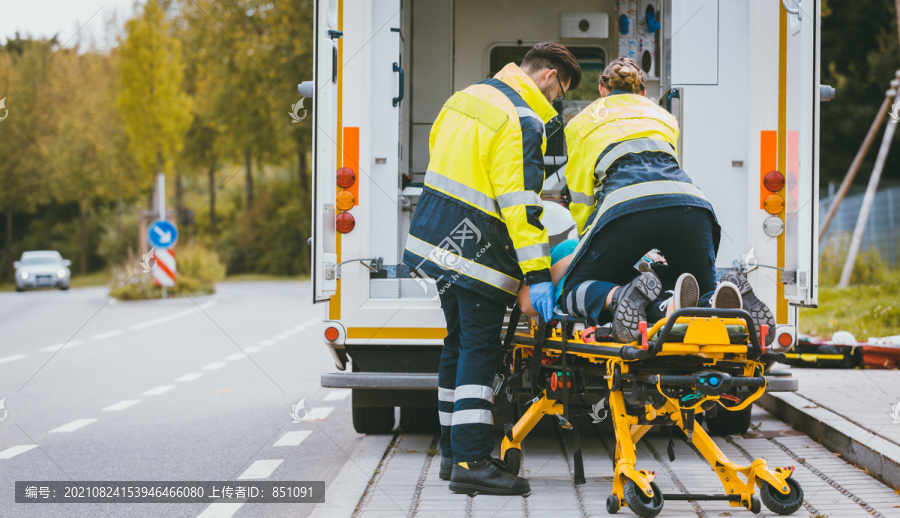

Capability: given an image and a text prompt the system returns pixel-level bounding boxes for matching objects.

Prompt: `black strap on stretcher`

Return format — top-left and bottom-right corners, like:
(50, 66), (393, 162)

(559, 315), (586, 485)
(530, 318), (546, 398)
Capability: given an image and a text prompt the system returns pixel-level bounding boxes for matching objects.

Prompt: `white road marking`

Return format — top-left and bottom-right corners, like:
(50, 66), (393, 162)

(90, 329), (124, 341)
(274, 430), (312, 447)
(0, 445), (38, 459)
(323, 390), (351, 401)
(128, 300), (218, 331)
(176, 373), (203, 382)
(259, 340), (276, 346)
(50, 418), (98, 433)
(306, 407), (334, 421)
(273, 334), (288, 341)
(244, 346), (262, 354)
(142, 385), (175, 396)
(202, 362), (227, 371)
(196, 502), (246, 518)
(103, 400), (141, 411)
(225, 353), (246, 361)
(40, 339), (85, 353)
(237, 459), (283, 480)
(0, 354), (27, 365)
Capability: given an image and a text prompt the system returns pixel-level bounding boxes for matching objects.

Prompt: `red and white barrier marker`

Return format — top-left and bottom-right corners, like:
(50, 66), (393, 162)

(152, 248), (176, 287)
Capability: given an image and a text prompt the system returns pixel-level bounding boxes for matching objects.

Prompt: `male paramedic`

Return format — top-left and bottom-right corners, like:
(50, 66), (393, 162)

(402, 42), (581, 496)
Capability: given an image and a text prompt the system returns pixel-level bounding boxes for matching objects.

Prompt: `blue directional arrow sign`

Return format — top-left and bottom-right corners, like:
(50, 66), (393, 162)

(148, 219), (178, 249)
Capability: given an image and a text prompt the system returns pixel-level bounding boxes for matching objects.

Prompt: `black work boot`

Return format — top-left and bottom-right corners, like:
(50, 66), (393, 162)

(449, 458), (530, 496)
(720, 272), (776, 347)
(439, 457), (452, 481)
(608, 271), (662, 343)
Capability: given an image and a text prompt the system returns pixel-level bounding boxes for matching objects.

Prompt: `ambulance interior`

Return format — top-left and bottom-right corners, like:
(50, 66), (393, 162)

(379, 0), (670, 299)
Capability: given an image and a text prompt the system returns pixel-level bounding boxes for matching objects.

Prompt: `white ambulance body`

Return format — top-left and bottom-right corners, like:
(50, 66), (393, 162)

(308, 0), (822, 433)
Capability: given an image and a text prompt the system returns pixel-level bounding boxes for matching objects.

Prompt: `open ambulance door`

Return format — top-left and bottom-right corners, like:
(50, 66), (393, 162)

(311, 0), (339, 303)
(782, 0), (820, 308)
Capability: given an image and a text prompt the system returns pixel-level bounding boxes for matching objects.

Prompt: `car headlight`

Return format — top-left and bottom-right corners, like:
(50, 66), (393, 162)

(20, 270), (28, 280)
(57, 269), (67, 279)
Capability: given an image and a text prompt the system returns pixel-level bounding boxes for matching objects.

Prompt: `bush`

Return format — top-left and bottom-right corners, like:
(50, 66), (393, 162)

(109, 243), (226, 300)
(819, 233), (887, 286)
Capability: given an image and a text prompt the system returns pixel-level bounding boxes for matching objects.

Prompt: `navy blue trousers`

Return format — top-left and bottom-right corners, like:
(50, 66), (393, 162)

(560, 206), (718, 326)
(437, 284), (507, 463)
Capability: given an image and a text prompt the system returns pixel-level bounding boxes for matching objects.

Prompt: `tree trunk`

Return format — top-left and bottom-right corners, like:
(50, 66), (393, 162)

(79, 199), (89, 275)
(298, 146), (307, 192)
(175, 168), (184, 216)
(208, 158), (217, 236)
(244, 148), (254, 209)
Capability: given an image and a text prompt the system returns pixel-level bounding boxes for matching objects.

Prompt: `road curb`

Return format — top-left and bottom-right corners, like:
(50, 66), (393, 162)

(757, 392), (900, 490)
(309, 433), (394, 517)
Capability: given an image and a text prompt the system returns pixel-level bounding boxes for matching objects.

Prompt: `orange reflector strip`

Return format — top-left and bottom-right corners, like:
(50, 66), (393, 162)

(760, 131), (777, 209)
(342, 127), (360, 206)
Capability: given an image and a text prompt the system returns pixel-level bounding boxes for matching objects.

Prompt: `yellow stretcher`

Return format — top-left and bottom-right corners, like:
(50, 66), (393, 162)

(495, 307), (803, 517)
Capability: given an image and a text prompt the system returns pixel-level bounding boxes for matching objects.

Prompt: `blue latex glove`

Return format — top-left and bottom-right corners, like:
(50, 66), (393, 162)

(529, 281), (556, 323)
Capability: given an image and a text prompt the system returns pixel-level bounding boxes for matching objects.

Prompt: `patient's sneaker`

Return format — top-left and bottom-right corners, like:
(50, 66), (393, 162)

(721, 272), (776, 346)
(711, 281), (742, 309)
(656, 273), (700, 318)
(609, 271), (662, 343)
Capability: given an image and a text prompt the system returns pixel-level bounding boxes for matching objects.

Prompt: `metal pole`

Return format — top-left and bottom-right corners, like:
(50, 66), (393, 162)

(839, 83), (899, 288)
(819, 94), (893, 242)
(158, 173), (167, 299)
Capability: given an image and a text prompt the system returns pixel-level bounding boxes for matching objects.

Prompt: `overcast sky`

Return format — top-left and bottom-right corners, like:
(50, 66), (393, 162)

(0, 0), (139, 50)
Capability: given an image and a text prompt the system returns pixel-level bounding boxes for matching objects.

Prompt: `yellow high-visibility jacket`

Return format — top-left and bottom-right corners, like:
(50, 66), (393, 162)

(403, 63), (556, 303)
(563, 90), (718, 266)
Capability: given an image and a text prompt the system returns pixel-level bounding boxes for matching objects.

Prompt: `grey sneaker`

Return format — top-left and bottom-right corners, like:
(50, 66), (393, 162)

(673, 273), (700, 310)
(609, 271), (662, 343)
(711, 281), (742, 309)
(721, 272), (776, 346)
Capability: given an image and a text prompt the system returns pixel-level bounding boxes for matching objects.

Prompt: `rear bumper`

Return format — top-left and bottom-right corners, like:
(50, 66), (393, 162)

(321, 372), (798, 392)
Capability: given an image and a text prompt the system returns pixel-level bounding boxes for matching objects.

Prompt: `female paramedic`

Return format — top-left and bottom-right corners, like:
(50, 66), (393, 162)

(557, 57), (775, 344)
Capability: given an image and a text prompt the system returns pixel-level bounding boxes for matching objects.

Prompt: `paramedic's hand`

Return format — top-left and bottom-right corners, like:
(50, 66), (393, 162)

(529, 282), (555, 323)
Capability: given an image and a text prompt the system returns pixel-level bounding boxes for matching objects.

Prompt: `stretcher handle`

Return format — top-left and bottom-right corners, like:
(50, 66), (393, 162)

(649, 308), (762, 360)
(621, 347), (647, 361)
(649, 374), (766, 388)
(731, 377), (767, 387)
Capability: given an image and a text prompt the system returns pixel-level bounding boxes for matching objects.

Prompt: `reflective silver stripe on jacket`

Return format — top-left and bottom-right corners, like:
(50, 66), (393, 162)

(438, 387), (455, 402)
(451, 409), (493, 426)
(568, 190), (595, 206)
(594, 138), (678, 179)
(425, 169), (501, 218)
(405, 235), (520, 295)
(515, 242), (550, 264)
(454, 384), (493, 402)
(439, 411), (452, 426)
(496, 190), (542, 209)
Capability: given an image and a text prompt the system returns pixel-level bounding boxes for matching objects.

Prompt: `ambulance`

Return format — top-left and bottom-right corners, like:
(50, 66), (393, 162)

(304, 0), (824, 433)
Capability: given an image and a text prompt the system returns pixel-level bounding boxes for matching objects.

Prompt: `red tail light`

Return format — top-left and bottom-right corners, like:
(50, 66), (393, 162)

(325, 326), (340, 341)
(763, 170), (785, 192)
(336, 212), (355, 233)
(336, 167), (356, 188)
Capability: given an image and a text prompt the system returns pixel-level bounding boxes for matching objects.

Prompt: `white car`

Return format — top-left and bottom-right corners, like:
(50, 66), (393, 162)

(14, 251), (71, 291)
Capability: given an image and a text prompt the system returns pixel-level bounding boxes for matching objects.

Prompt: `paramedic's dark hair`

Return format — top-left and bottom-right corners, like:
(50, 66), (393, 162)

(600, 57), (645, 94)
(521, 42), (582, 91)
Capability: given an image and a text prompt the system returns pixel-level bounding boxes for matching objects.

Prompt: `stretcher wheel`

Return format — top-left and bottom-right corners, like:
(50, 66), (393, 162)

(606, 494), (620, 514)
(503, 447), (522, 476)
(760, 477), (803, 515)
(623, 480), (663, 518)
(749, 495), (761, 513)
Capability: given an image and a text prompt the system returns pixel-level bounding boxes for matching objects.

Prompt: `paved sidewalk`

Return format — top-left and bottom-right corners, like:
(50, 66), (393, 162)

(758, 366), (900, 489)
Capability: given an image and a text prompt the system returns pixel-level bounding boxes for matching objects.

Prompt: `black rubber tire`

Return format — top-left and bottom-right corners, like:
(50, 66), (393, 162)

(503, 448), (522, 476)
(704, 406), (752, 436)
(399, 407), (439, 434)
(59, 285), (69, 291)
(760, 477), (804, 515)
(351, 391), (395, 434)
(606, 494), (620, 514)
(15, 286), (24, 292)
(623, 480), (663, 518)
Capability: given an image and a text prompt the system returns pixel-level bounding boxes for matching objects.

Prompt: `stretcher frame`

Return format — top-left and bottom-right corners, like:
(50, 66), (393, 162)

(496, 307), (803, 517)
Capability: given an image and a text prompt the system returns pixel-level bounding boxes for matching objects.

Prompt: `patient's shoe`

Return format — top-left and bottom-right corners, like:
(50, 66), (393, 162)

(671, 273), (700, 314)
(720, 272), (776, 346)
(711, 281), (742, 309)
(609, 271), (662, 343)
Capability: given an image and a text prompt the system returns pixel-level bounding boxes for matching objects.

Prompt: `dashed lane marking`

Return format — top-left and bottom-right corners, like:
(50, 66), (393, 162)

(176, 373), (203, 382)
(0, 445), (38, 459)
(49, 418), (98, 433)
(142, 385), (175, 396)
(0, 354), (27, 365)
(196, 502), (246, 518)
(128, 300), (218, 331)
(323, 390), (351, 401)
(237, 459), (283, 480)
(90, 329), (124, 341)
(225, 353), (247, 361)
(39, 340), (85, 353)
(274, 431), (313, 447)
(306, 407), (334, 421)
(202, 362), (227, 371)
(102, 400), (141, 411)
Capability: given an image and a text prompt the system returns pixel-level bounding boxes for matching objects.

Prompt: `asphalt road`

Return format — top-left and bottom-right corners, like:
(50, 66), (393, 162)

(0, 281), (361, 518)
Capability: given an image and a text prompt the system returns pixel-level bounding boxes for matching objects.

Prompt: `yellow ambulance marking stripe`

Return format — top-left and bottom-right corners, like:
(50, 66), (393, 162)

(347, 328), (449, 340)
(329, 0), (344, 322)
(776, 3), (788, 323)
